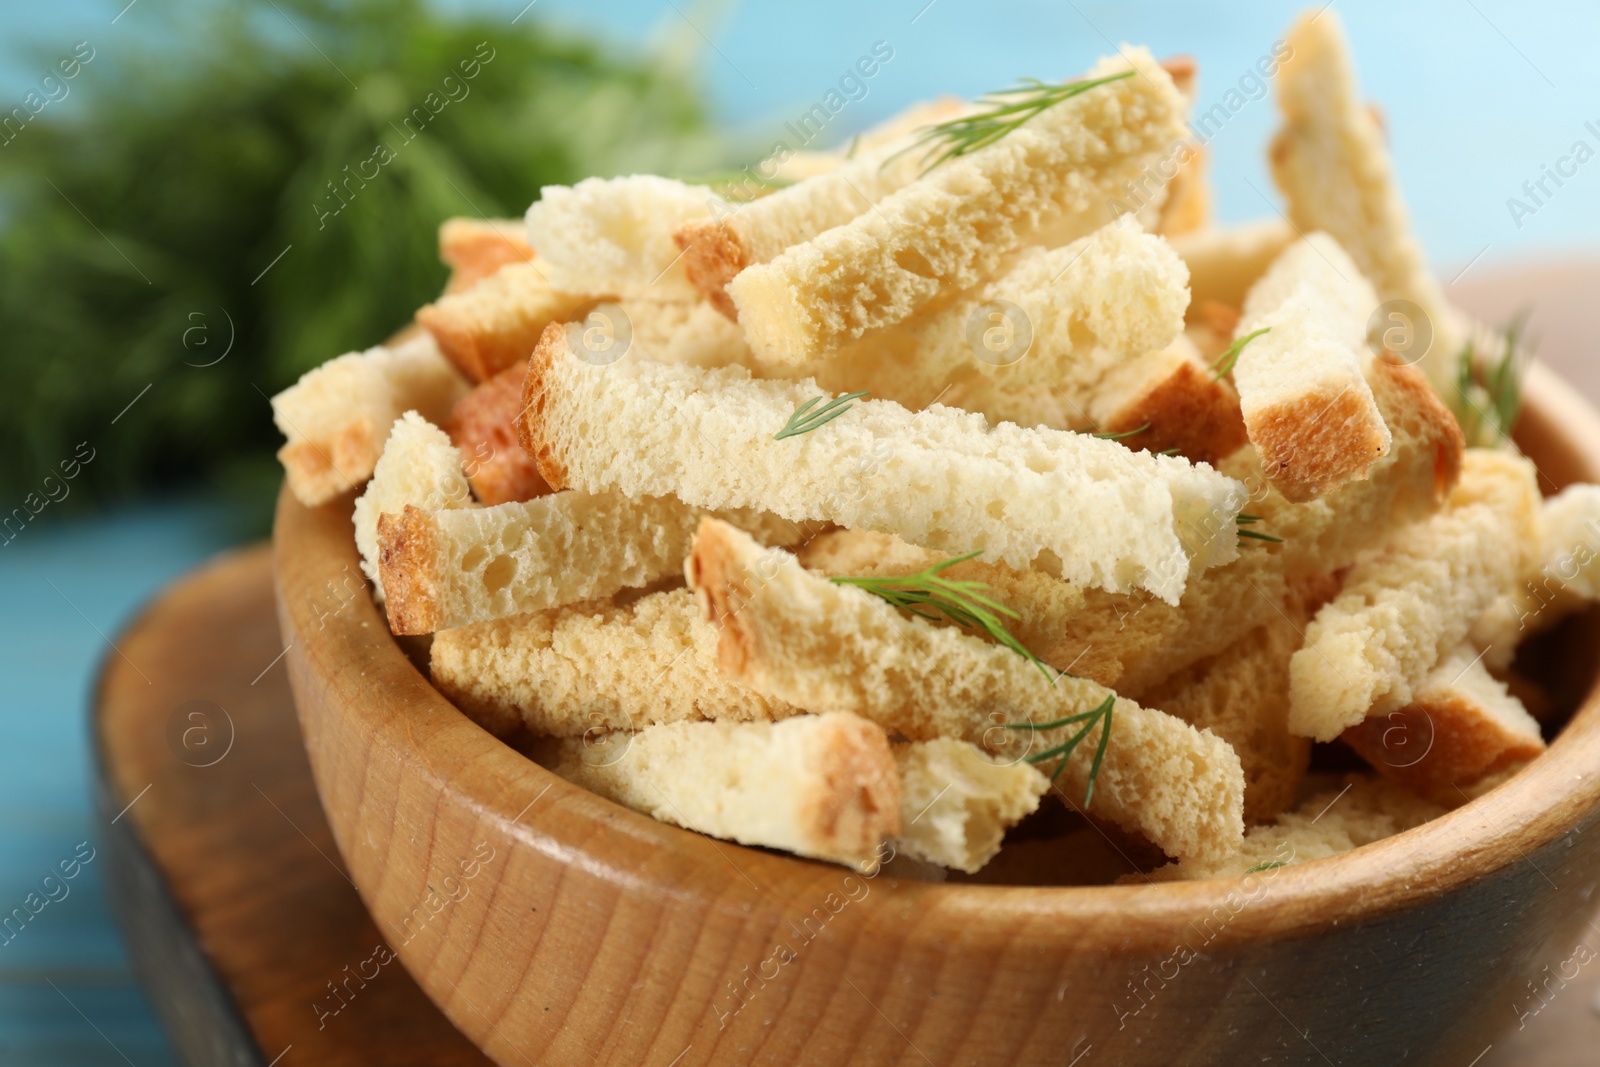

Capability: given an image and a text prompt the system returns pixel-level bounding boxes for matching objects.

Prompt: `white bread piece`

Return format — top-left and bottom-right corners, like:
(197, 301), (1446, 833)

(1226, 356), (1465, 578)
(1137, 577), (1333, 826)
(1341, 642), (1544, 792)
(798, 218), (1191, 413)
(617, 298), (753, 368)
(1288, 450), (1541, 741)
(526, 176), (724, 301)
(272, 333), (469, 507)
(522, 326), (1244, 603)
(1270, 10), (1463, 380)
(687, 519), (1247, 863)
(892, 739), (1049, 873)
(415, 261), (602, 383)
(1231, 233), (1391, 501)
(936, 336), (1249, 468)
(438, 217), (534, 293)
(377, 490), (803, 635)
(1147, 773), (1447, 881)
(351, 413), (475, 602)
(729, 49), (1189, 366)
(1169, 219), (1297, 316)
(430, 588), (802, 739)
(675, 132), (936, 318)
(1469, 482), (1600, 668)
(537, 713), (899, 872)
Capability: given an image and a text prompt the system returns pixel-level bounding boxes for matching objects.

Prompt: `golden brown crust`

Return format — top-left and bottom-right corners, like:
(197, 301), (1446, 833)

(1250, 384), (1391, 502)
(515, 322), (573, 492)
(1102, 357), (1248, 466)
(1155, 142), (1211, 237)
(378, 506), (444, 636)
(674, 218), (748, 319)
(277, 418), (379, 506)
(448, 365), (552, 505)
(686, 517), (758, 679)
(1340, 694), (1545, 793)
(802, 716), (901, 857)
(1370, 354), (1464, 503)
(438, 218), (534, 294)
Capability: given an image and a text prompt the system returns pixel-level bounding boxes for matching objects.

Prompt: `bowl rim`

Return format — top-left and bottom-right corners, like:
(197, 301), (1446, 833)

(274, 358), (1600, 950)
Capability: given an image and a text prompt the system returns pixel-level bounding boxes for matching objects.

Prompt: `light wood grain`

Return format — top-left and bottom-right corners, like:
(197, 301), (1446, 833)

(270, 360), (1600, 1066)
(95, 546), (493, 1066)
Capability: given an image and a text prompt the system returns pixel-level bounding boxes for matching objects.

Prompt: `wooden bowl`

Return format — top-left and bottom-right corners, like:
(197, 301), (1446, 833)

(274, 361), (1600, 1067)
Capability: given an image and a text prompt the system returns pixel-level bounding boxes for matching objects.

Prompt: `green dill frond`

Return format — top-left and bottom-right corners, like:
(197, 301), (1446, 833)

(1212, 327), (1271, 379)
(773, 391), (869, 440)
(889, 70), (1135, 174)
(1003, 694), (1116, 807)
(830, 553), (1056, 683)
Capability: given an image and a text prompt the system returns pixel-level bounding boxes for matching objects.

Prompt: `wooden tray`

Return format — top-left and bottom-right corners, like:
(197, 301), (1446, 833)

(94, 545), (491, 1066)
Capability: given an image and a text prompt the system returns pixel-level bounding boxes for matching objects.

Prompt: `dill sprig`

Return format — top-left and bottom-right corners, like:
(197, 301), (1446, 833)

(1451, 312), (1527, 447)
(892, 70), (1135, 174)
(1244, 860), (1286, 873)
(1212, 327), (1271, 379)
(1003, 695), (1115, 808)
(774, 391), (870, 440)
(830, 552), (1055, 683)
(1237, 513), (1283, 544)
(1091, 422), (1150, 441)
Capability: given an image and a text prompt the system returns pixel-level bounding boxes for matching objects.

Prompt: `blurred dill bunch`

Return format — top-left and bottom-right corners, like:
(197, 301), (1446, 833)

(0, 0), (722, 517)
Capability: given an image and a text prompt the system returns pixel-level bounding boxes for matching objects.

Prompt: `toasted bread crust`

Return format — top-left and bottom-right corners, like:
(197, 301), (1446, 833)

(1370, 355), (1463, 503)
(803, 714), (903, 856)
(378, 506), (444, 635)
(1102, 356), (1248, 466)
(686, 516), (757, 678)
(1251, 383), (1391, 502)
(439, 217), (535, 294)
(517, 322), (572, 491)
(278, 418), (378, 507)
(674, 219), (748, 319)
(448, 365), (551, 505)
(1341, 695), (1544, 794)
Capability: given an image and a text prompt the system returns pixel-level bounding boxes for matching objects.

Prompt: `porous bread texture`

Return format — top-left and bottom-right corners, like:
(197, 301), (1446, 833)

(1168, 219), (1297, 317)
(1084, 334), (1248, 466)
(430, 588), (802, 739)
(1270, 10), (1463, 381)
(536, 712), (899, 872)
(891, 739), (1049, 873)
(1231, 233), (1390, 502)
(272, 333), (469, 507)
(686, 518), (1247, 863)
(520, 324), (1245, 604)
(526, 175), (723, 301)
(1226, 355), (1465, 578)
(1470, 483), (1600, 668)
(615, 298), (753, 368)
(1341, 642), (1544, 793)
(1147, 773), (1448, 881)
(446, 366), (552, 506)
(802, 219), (1192, 417)
(1288, 449), (1541, 741)
(438, 217), (534, 293)
(352, 412), (475, 602)
(728, 48), (1189, 366)
(1137, 573), (1334, 825)
(415, 260), (601, 383)
(675, 120), (938, 317)
(378, 489), (803, 634)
